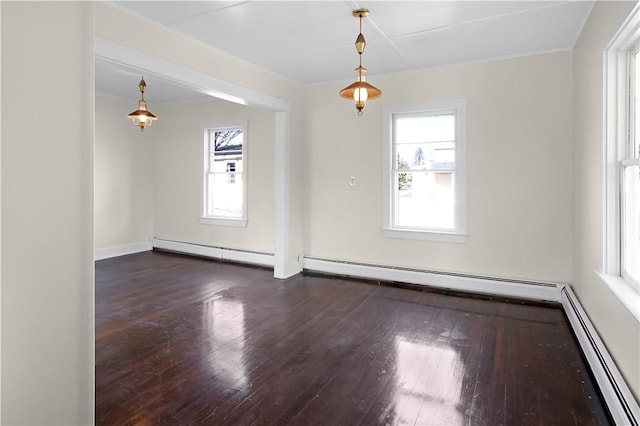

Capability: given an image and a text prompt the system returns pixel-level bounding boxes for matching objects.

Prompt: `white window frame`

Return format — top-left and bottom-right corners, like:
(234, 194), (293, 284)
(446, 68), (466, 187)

(601, 4), (640, 322)
(200, 122), (248, 227)
(382, 99), (467, 243)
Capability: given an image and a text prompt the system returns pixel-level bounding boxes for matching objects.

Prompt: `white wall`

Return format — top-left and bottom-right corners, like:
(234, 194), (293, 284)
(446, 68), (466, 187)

(96, 2), (305, 270)
(1, 2), (94, 424)
(304, 51), (573, 284)
(573, 1), (639, 400)
(153, 100), (275, 252)
(95, 96), (154, 251)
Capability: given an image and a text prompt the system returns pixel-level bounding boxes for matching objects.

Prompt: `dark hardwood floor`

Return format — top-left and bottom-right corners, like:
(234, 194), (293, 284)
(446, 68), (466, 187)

(96, 251), (611, 425)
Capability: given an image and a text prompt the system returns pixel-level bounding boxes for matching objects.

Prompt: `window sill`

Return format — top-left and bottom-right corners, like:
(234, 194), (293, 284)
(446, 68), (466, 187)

(383, 228), (467, 243)
(200, 217), (247, 227)
(596, 271), (640, 323)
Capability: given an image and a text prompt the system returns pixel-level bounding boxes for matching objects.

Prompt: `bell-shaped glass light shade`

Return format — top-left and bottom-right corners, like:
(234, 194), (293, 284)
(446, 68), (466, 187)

(354, 86), (369, 116)
(339, 71), (381, 116)
(354, 86), (369, 103)
(128, 99), (157, 132)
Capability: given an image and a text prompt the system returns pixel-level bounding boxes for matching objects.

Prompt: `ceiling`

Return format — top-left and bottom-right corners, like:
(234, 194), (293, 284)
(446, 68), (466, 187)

(96, 0), (594, 104)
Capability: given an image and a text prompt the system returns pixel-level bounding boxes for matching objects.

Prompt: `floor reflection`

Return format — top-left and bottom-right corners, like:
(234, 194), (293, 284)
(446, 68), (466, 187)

(204, 296), (247, 388)
(393, 336), (464, 425)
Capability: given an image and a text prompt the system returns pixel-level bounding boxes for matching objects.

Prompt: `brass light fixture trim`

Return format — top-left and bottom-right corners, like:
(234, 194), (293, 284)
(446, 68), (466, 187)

(339, 8), (382, 116)
(127, 77), (158, 132)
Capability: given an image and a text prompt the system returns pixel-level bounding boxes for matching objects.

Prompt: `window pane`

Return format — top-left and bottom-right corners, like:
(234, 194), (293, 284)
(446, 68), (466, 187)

(212, 129), (243, 169)
(206, 173), (244, 218)
(623, 165), (640, 285)
(394, 171), (455, 229)
(204, 126), (246, 221)
(396, 113), (454, 144)
(625, 52), (640, 158)
(213, 129), (243, 153)
(396, 142), (455, 170)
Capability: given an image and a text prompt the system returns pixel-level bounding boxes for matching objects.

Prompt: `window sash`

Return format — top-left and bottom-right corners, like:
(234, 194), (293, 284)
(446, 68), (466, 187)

(383, 99), (467, 241)
(202, 124), (247, 223)
(621, 49), (640, 288)
(621, 160), (639, 290)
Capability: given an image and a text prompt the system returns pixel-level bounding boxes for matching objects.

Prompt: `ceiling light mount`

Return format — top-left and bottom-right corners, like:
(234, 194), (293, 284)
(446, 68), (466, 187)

(127, 77), (157, 132)
(352, 8), (369, 19)
(340, 8), (381, 116)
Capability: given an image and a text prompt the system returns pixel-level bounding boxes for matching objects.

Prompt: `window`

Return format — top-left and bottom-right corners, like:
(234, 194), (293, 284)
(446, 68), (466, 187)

(201, 124), (247, 227)
(625, 50), (640, 287)
(383, 99), (467, 242)
(602, 4), (640, 322)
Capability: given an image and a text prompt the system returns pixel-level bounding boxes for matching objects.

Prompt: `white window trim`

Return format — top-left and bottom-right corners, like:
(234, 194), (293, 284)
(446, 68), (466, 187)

(200, 122), (248, 228)
(601, 3), (640, 323)
(382, 99), (467, 243)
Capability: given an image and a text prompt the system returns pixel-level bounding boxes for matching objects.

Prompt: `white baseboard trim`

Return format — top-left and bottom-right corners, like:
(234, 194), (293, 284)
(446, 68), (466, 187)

(561, 286), (639, 426)
(302, 256), (563, 303)
(274, 259), (303, 279)
(150, 237), (274, 268)
(95, 241), (152, 261)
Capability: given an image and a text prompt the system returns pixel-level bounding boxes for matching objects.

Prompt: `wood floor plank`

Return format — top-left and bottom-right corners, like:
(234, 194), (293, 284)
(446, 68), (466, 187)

(96, 251), (612, 425)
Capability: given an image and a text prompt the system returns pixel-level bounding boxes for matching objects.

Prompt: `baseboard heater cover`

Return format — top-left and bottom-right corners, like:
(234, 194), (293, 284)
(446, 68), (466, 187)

(561, 286), (639, 426)
(302, 256), (563, 303)
(150, 238), (274, 267)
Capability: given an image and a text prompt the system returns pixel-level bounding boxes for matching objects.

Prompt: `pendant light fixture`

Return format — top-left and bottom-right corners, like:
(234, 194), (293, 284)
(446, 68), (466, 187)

(127, 77), (157, 132)
(339, 8), (382, 116)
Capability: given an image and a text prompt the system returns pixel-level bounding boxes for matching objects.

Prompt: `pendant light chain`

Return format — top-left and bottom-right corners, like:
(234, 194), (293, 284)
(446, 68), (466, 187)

(338, 8), (382, 116)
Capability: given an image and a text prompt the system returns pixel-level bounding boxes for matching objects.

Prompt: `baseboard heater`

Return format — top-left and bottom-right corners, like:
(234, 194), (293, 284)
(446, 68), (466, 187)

(302, 256), (563, 303)
(562, 286), (639, 425)
(150, 237), (274, 268)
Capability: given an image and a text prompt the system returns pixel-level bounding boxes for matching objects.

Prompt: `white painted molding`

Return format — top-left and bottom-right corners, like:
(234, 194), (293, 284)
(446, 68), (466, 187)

(94, 241), (152, 261)
(199, 217), (248, 227)
(150, 238), (274, 268)
(561, 286), (640, 426)
(273, 111), (302, 279)
(95, 37), (290, 111)
(302, 257), (562, 302)
(596, 271), (640, 323)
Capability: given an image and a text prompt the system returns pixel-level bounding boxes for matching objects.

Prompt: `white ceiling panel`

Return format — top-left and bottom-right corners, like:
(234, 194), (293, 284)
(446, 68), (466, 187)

(167, 2), (370, 70)
(360, 1), (565, 37)
(98, 1), (594, 102)
(112, 1), (246, 26)
(394, 1), (593, 71)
